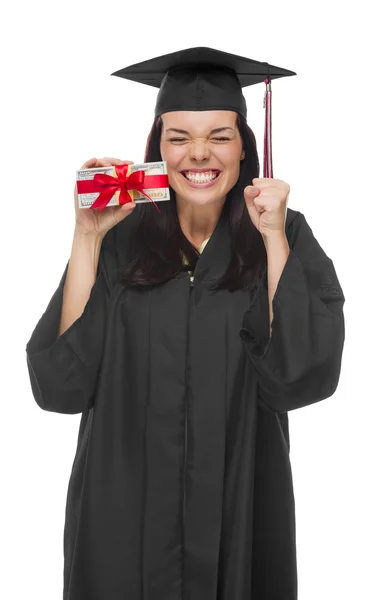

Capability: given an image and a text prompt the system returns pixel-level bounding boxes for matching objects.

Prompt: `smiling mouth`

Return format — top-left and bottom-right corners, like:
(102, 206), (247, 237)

(180, 170), (222, 183)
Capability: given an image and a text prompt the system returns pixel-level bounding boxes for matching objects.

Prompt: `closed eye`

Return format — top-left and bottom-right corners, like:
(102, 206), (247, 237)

(169, 137), (231, 142)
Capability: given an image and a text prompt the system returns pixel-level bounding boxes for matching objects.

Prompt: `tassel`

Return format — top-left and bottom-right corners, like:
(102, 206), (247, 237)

(263, 77), (273, 179)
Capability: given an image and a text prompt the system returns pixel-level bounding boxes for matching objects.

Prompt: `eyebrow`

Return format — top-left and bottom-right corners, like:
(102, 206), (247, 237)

(165, 127), (235, 135)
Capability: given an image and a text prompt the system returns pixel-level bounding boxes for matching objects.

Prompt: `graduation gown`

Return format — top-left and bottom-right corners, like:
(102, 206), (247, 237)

(25, 206), (345, 600)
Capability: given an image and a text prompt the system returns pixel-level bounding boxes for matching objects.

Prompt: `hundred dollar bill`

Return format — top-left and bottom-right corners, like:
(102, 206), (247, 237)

(76, 161), (170, 209)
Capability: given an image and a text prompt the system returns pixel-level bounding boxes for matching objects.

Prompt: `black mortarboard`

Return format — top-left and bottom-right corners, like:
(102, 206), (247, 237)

(111, 47), (296, 178)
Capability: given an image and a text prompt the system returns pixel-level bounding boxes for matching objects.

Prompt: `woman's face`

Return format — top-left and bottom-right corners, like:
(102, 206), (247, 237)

(159, 110), (245, 206)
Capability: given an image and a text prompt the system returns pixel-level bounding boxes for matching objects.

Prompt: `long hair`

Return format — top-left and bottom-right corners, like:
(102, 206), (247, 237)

(118, 113), (267, 292)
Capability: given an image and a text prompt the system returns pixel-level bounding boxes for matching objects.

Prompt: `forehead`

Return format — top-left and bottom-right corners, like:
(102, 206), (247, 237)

(161, 110), (237, 132)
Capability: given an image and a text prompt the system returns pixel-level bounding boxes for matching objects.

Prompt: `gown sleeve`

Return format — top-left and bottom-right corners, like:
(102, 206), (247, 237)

(240, 211), (346, 413)
(25, 228), (118, 415)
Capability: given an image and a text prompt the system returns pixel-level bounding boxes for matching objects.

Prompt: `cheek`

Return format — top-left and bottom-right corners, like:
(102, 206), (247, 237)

(160, 143), (183, 168)
(218, 144), (241, 165)
(219, 151), (241, 188)
(223, 154), (241, 177)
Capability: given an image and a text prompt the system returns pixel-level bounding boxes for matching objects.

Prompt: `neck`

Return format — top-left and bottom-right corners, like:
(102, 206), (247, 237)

(176, 195), (225, 247)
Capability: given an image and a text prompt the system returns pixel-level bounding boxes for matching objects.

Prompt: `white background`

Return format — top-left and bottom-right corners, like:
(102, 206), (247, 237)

(1, 0), (370, 598)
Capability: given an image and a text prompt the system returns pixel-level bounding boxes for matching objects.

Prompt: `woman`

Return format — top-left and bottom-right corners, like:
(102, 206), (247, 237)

(25, 49), (345, 600)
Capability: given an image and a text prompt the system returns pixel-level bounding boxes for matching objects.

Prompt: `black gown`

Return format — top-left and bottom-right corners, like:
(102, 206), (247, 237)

(25, 206), (345, 600)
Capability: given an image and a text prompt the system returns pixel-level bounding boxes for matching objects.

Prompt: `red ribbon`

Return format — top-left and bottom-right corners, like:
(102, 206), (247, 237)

(76, 164), (169, 213)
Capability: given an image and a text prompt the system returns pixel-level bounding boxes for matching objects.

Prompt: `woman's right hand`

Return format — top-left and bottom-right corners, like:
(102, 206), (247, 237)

(74, 157), (137, 238)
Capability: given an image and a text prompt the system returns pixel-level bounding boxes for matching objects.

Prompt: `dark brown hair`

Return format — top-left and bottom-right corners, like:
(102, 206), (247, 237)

(119, 113), (267, 292)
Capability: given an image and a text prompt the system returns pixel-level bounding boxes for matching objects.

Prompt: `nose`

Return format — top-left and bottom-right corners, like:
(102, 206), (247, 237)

(188, 140), (211, 162)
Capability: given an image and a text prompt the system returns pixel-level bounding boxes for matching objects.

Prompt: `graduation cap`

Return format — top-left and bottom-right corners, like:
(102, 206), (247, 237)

(111, 47), (296, 178)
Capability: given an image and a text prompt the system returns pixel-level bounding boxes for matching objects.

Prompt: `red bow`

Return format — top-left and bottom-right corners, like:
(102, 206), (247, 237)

(78, 164), (169, 213)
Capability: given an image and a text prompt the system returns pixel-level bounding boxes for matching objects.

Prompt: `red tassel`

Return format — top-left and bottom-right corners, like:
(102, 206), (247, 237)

(263, 77), (273, 179)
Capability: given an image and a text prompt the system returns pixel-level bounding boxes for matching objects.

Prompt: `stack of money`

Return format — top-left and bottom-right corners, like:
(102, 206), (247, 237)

(76, 161), (170, 209)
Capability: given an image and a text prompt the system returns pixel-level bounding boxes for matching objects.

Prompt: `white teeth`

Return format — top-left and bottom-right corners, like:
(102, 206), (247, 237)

(184, 171), (219, 183)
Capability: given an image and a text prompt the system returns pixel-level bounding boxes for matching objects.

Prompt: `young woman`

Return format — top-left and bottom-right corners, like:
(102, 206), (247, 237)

(25, 48), (345, 600)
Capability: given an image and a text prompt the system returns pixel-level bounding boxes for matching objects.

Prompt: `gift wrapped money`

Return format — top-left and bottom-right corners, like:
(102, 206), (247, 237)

(76, 161), (170, 212)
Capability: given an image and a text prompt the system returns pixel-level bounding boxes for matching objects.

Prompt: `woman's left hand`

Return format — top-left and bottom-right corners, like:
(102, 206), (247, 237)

(244, 178), (290, 238)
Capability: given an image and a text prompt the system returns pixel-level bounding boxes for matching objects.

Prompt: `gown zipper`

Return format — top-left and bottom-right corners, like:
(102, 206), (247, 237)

(183, 390), (188, 523)
(183, 283), (192, 510)
(183, 274), (193, 594)
(184, 273), (194, 518)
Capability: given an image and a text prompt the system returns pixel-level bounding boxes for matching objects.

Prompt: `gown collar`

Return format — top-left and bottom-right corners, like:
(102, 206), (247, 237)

(191, 208), (232, 283)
